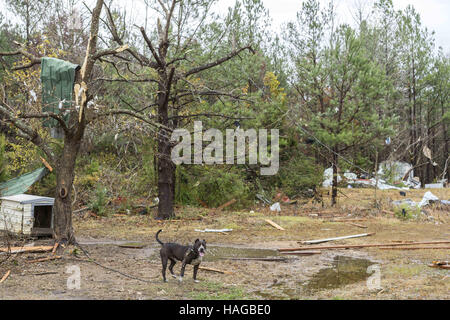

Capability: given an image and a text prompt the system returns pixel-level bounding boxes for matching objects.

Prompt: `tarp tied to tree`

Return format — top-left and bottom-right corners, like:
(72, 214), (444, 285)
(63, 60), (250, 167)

(41, 57), (80, 131)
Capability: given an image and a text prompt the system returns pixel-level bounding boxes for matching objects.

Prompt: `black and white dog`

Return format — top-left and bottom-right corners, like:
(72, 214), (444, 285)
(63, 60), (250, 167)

(156, 229), (206, 282)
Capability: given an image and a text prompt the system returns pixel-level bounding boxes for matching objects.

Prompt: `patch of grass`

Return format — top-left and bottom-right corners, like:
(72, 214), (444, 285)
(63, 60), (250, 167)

(388, 264), (428, 277)
(187, 281), (252, 300)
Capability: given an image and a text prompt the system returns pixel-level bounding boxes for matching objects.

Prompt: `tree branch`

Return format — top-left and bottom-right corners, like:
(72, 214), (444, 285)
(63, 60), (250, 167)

(183, 46), (254, 77)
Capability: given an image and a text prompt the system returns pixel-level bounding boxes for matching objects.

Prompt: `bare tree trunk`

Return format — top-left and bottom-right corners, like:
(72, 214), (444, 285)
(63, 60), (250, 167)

(53, 136), (81, 243)
(156, 79), (175, 219)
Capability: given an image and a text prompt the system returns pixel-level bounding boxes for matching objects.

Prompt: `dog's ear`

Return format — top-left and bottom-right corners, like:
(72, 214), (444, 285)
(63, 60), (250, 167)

(194, 239), (200, 243)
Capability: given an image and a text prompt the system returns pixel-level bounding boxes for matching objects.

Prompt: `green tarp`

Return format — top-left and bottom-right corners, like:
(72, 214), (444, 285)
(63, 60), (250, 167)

(41, 57), (80, 128)
(0, 167), (49, 197)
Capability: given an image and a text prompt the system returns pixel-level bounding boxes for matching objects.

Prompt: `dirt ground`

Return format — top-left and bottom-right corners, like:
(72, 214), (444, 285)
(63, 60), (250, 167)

(0, 188), (449, 300)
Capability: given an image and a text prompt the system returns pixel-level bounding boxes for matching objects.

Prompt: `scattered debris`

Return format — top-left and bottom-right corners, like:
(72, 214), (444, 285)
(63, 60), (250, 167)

(0, 270), (11, 283)
(264, 219), (285, 231)
(279, 240), (450, 252)
(322, 167), (342, 187)
(301, 233), (374, 245)
(194, 228), (233, 233)
(270, 202), (281, 212)
(28, 255), (62, 263)
(424, 183), (444, 189)
(418, 191), (440, 207)
(392, 191), (443, 209)
(199, 266), (232, 274)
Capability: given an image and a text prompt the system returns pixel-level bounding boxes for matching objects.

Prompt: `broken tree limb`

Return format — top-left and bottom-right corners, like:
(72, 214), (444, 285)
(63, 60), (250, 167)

(302, 233), (374, 244)
(216, 199), (237, 211)
(278, 240), (450, 252)
(0, 246), (54, 254)
(40, 157), (53, 172)
(199, 266), (232, 274)
(51, 242), (59, 255)
(264, 219), (285, 231)
(28, 256), (62, 263)
(0, 270), (10, 283)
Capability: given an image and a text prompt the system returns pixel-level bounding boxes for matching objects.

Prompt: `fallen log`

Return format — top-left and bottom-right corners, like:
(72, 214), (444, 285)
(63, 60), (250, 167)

(302, 233), (374, 244)
(0, 246), (54, 254)
(0, 270), (10, 283)
(28, 256), (62, 263)
(279, 240), (450, 252)
(264, 219), (285, 231)
(199, 266), (232, 274)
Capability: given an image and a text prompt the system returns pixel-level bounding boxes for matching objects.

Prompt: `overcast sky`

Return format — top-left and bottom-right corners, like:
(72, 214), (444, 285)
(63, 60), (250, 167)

(214, 0), (450, 53)
(1, 0), (448, 52)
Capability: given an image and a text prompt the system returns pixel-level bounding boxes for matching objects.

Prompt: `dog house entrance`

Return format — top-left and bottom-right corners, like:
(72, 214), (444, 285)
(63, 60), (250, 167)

(32, 205), (53, 235)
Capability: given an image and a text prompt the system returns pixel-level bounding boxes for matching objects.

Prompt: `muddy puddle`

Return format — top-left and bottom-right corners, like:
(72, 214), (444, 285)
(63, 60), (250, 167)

(302, 255), (375, 292)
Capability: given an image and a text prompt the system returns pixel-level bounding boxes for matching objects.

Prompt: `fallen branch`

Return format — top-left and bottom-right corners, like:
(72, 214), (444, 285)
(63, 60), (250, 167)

(216, 199), (237, 211)
(264, 219), (285, 231)
(278, 240), (450, 252)
(280, 251), (322, 255)
(73, 207), (89, 214)
(221, 257), (290, 262)
(0, 270), (10, 283)
(28, 256), (62, 263)
(199, 266), (232, 274)
(347, 223), (368, 229)
(379, 247), (450, 250)
(302, 233), (374, 244)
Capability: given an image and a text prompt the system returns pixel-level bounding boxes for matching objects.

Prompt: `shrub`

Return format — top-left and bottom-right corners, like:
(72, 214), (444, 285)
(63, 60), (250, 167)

(394, 204), (421, 220)
(88, 184), (109, 216)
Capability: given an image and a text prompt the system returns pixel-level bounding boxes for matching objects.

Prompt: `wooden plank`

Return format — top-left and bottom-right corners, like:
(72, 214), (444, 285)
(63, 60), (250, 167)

(199, 266), (232, 274)
(278, 240), (450, 252)
(264, 219), (285, 231)
(302, 233), (374, 244)
(0, 270), (10, 283)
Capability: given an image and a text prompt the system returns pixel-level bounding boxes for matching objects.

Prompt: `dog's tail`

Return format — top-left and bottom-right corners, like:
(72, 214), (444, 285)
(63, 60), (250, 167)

(156, 229), (164, 245)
